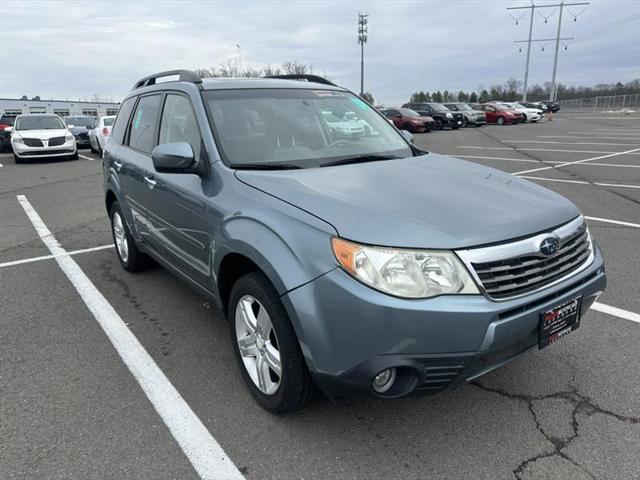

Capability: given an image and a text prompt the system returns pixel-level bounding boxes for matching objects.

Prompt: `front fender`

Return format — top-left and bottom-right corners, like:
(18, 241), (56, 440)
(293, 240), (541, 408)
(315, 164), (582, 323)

(215, 213), (337, 296)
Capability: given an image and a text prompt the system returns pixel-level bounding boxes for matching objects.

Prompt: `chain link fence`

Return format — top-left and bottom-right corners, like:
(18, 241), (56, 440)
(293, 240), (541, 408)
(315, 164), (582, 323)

(559, 94), (640, 112)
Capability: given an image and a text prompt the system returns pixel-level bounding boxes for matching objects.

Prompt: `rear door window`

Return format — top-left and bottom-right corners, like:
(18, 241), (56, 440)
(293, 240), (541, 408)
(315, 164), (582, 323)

(129, 94), (162, 154)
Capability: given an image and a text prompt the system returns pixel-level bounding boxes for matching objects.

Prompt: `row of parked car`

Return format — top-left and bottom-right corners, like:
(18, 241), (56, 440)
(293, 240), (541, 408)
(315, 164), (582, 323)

(0, 114), (115, 161)
(379, 100), (558, 133)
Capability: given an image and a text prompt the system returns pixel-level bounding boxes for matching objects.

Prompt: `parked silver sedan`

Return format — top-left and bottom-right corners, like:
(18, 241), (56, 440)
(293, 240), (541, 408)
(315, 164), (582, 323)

(89, 115), (116, 154)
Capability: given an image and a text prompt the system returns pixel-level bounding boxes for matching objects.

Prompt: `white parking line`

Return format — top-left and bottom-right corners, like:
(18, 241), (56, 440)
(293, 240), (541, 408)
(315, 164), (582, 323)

(79, 154), (96, 161)
(0, 244), (114, 268)
(520, 175), (640, 190)
(454, 155), (539, 164)
(457, 146), (640, 155)
(585, 216), (640, 228)
(16, 195), (244, 480)
(454, 155), (640, 169)
(539, 135), (640, 141)
(505, 140), (640, 147)
(592, 302), (640, 324)
(512, 147), (640, 175)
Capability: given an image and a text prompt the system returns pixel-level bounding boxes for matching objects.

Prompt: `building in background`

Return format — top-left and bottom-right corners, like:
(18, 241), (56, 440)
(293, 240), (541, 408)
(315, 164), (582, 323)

(0, 98), (120, 117)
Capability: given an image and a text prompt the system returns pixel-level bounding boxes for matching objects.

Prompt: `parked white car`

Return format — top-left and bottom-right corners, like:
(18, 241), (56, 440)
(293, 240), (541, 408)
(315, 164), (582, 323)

(88, 115), (116, 155)
(501, 102), (544, 123)
(8, 114), (77, 164)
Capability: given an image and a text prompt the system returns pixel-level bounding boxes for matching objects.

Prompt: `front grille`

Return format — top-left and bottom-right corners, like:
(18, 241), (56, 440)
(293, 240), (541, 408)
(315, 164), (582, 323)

(21, 149), (74, 156)
(23, 138), (43, 147)
(470, 225), (591, 300)
(48, 136), (66, 146)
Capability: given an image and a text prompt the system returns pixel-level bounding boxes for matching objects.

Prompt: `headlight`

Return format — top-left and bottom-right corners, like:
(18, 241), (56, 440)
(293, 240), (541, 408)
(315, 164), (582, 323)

(446, 112), (453, 118)
(12, 136), (24, 144)
(65, 134), (74, 142)
(332, 238), (480, 298)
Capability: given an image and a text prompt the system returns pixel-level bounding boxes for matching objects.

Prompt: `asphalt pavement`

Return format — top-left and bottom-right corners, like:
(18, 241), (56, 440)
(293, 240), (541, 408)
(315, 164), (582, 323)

(1, 112), (639, 480)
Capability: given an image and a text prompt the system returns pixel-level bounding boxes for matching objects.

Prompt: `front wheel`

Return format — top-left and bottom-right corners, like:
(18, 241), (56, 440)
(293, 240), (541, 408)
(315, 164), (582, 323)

(230, 272), (319, 413)
(14, 153), (23, 164)
(462, 117), (469, 128)
(496, 116), (506, 126)
(69, 151), (79, 160)
(434, 118), (443, 130)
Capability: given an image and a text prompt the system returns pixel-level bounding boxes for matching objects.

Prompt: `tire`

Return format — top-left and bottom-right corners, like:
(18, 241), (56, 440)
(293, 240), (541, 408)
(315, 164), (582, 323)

(229, 272), (319, 413)
(462, 117), (469, 128)
(69, 151), (79, 160)
(14, 153), (23, 164)
(403, 123), (414, 133)
(434, 118), (443, 130)
(496, 116), (506, 126)
(522, 114), (527, 122)
(109, 201), (148, 272)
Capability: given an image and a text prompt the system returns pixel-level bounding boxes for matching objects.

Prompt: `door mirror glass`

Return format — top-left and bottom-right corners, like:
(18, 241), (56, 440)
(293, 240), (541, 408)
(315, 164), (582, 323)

(400, 130), (414, 144)
(152, 142), (195, 173)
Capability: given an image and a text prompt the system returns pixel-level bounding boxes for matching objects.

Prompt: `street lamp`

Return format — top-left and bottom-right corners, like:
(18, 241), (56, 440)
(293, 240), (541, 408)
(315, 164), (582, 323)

(357, 13), (368, 96)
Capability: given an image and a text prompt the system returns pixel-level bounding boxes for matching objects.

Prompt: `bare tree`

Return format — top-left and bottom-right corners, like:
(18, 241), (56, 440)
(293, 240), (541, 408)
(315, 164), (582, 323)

(282, 60), (309, 75)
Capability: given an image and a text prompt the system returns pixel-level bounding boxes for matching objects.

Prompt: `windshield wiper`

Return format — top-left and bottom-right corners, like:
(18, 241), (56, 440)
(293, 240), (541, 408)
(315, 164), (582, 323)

(231, 162), (304, 170)
(320, 154), (401, 168)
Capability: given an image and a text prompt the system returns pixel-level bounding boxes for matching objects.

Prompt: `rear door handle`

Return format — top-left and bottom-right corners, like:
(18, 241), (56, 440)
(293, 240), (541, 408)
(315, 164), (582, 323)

(144, 176), (157, 189)
(113, 161), (123, 171)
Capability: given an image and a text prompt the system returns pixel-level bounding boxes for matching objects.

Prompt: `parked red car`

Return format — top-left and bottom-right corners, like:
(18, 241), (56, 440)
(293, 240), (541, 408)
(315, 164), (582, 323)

(381, 108), (435, 133)
(475, 104), (524, 125)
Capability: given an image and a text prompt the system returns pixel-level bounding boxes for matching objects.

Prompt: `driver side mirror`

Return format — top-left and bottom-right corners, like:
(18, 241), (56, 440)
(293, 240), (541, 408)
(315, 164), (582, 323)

(400, 130), (415, 144)
(152, 142), (195, 173)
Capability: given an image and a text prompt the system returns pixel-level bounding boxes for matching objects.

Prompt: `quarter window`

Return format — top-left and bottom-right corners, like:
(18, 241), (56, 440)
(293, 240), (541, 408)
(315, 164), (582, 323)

(158, 94), (202, 159)
(128, 94), (162, 153)
(111, 97), (136, 145)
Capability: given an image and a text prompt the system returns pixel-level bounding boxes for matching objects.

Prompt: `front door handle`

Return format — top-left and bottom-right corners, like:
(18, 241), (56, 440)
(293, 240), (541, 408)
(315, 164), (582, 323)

(144, 176), (157, 189)
(113, 161), (123, 171)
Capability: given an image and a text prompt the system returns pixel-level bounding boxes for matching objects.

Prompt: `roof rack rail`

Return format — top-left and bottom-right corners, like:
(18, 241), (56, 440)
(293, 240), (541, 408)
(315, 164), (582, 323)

(132, 70), (202, 90)
(264, 74), (337, 87)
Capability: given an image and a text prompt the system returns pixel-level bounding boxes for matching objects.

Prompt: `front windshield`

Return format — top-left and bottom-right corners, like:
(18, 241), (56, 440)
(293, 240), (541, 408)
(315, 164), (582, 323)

(66, 117), (94, 127)
(203, 89), (413, 168)
(15, 116), (65, 130)
(455, 103), (472, 111)
(429, 103), (449, 112)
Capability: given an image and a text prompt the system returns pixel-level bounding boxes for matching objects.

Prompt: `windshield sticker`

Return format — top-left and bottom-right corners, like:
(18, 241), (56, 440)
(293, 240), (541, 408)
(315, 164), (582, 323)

(350, 97), (368, 110)
(313, 90), (345, 97)
(133, 109), (143, 129)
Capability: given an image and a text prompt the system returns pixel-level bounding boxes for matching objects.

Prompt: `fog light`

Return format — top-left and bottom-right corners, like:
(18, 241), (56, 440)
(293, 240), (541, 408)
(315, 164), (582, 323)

(372, 368), (397, 393)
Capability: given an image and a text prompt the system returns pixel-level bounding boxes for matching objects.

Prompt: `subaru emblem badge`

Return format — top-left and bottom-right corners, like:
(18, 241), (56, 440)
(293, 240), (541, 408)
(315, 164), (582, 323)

(539, 236), (560, 256)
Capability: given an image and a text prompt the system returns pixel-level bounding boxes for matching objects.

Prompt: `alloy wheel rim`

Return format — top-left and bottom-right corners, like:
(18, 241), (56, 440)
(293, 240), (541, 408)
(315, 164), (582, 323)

(113, 212), (129, 263)
(235, 295), (282, 395)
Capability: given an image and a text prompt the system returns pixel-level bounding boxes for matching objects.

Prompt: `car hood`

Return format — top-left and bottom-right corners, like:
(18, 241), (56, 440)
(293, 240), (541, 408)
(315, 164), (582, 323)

(68, 126), (91, 134)
(13, 129), (69, 139)
(235, 154), (581, 249)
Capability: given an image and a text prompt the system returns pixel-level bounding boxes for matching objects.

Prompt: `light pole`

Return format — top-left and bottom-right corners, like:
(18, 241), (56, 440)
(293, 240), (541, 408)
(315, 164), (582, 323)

(357, 13), (368, 96)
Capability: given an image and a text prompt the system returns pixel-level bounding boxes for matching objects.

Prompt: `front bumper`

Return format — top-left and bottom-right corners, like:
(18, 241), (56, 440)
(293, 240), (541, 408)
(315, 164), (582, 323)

(73, 133), (91, 146)
(282, 245), (605, 399)
(13, 140), (76, 158)
(467, 115), (487, 125)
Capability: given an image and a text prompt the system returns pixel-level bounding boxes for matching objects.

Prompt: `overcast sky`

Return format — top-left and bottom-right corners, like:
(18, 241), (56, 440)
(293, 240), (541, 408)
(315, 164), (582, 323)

(1, 0), (638, 105)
